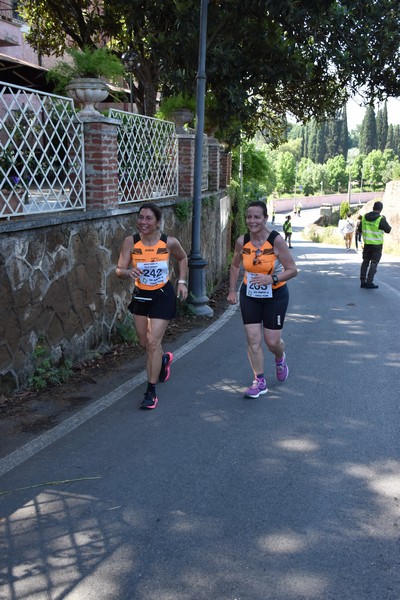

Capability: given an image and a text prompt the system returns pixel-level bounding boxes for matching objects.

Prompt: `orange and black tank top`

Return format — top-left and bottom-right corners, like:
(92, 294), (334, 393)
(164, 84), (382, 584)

(131, 232), (169, 290)
(242, 231), (285, 289)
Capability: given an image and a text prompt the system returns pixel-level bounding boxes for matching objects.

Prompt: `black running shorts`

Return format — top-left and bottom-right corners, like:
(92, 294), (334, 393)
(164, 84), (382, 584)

(128, 280), (177, 320)
(239, 283), (289, 330)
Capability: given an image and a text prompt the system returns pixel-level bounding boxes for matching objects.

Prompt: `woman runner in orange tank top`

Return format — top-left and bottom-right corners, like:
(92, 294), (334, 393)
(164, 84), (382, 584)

(227, 200), (297, 398)
(116, 202), (188, 410)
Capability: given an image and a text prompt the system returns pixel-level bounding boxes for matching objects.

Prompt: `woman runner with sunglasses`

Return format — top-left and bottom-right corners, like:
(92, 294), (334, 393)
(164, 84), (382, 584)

(227, 201), (298, 398)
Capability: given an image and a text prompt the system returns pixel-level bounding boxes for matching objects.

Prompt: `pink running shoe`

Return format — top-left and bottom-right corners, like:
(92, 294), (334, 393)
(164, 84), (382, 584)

(140, 391), (158, 410)
(159, 352), (174, 383)
(244, 377), (268, 398)
(276, 353), (289, 382)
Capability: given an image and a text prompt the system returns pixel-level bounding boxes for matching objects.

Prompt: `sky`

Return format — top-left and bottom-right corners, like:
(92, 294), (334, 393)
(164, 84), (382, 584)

(346, 97), (400, 131)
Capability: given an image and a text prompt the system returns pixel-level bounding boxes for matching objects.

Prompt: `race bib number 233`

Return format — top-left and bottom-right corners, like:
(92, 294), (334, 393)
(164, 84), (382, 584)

(246, 271), (273, 298)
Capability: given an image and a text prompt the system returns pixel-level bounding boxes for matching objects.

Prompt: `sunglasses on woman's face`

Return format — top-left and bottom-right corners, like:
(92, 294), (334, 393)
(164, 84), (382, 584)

(253, 249), (262, 265)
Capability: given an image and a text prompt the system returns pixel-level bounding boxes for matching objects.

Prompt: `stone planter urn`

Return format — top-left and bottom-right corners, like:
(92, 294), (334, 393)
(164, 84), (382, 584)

(65, 78), (109, 117)
(169, 108), (194, 133)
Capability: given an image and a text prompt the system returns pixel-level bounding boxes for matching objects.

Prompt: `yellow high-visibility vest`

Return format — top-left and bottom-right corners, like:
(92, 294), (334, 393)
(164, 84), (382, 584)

(361, 216), (383, 245)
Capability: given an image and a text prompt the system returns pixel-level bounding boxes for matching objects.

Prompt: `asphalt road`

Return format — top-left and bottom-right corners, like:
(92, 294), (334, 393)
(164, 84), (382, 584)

(1, 209), (399, 600)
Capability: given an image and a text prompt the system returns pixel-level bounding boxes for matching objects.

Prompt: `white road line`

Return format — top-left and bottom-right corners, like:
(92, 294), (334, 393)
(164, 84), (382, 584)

(0, 303), (239, 478)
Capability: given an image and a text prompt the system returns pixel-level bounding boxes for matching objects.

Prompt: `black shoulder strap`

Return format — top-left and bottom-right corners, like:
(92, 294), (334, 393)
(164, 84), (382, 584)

(244, 231), (279, 246)
(267, 230), (280, 246)
(133, 232), (168, 244)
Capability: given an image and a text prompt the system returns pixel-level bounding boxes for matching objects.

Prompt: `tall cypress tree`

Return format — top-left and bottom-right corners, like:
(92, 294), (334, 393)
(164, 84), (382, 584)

(324, 117), (340, 161)
(359, 106), (378, 155)
(382, 102), (388, 149)
(393, 125), (400, 156)
(307, 119), (318, 162)
(301, 126), (308, 159)
(386, 123), (394, 151)
(337, 106), (349, 159)
(315, 122), (327, 164)
(376, 109), (382, 149)
(376, 102), (388, 151)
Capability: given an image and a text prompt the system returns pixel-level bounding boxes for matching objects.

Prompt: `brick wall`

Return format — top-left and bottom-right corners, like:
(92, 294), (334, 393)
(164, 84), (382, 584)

(208, 136), (221, 191)
(82, 119), (120, 209)
(177, 134), (196, 196)
(220, 149), (232, 189)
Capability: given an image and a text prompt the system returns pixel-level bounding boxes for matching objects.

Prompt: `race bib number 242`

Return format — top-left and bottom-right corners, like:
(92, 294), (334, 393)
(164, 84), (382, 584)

(137, 261), (168, 286)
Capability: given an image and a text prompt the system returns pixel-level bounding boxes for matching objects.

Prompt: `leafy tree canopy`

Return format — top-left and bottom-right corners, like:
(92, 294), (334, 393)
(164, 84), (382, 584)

(19, 0), (400, 147)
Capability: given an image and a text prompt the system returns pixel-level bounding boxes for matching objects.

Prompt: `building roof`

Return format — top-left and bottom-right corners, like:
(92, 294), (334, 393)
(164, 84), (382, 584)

(0, 52), (52, 90)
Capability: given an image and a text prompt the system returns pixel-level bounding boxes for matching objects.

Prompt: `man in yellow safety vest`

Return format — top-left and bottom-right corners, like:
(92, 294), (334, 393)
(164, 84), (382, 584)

(283, 215), (293, 248)
(360, 201), (391, 289)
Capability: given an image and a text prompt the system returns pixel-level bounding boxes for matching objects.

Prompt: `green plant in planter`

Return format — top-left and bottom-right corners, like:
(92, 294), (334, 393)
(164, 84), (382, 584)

(46, 46), (125, 93)
(157, 94), (196, 120)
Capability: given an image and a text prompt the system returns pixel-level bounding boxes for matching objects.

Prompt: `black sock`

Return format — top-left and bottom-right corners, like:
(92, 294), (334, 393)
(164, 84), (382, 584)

(147, 382), (156, 395)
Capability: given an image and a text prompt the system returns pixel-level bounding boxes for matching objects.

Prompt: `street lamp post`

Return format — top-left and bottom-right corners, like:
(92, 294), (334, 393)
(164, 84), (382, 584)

(187, 0), (213, 316)
(239, 144), (244, 192)
(347, 174), (352, 203)
(122, 48), (139, 113)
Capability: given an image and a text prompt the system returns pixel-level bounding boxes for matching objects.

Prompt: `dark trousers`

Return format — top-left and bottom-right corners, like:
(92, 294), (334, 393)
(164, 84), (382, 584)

(360, 244), (383, 283)
(355, 231), (362, 250)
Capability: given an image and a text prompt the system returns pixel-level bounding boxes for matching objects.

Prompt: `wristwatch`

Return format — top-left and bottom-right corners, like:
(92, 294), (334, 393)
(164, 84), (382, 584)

(272, 274), (279, 285)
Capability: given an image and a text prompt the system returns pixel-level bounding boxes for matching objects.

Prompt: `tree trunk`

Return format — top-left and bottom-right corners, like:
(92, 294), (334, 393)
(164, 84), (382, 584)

(134, 59), (159, 116)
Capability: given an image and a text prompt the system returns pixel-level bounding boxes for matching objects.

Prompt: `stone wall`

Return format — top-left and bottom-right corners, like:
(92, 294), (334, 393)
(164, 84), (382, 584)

(0, 194), (231, 393)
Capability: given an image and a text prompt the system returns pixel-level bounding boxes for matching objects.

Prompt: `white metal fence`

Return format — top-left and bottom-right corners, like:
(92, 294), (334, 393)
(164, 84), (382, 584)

(109, 108), (178, 203)
(0, 82), (196, 220)
(0, 82), (85, 219)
